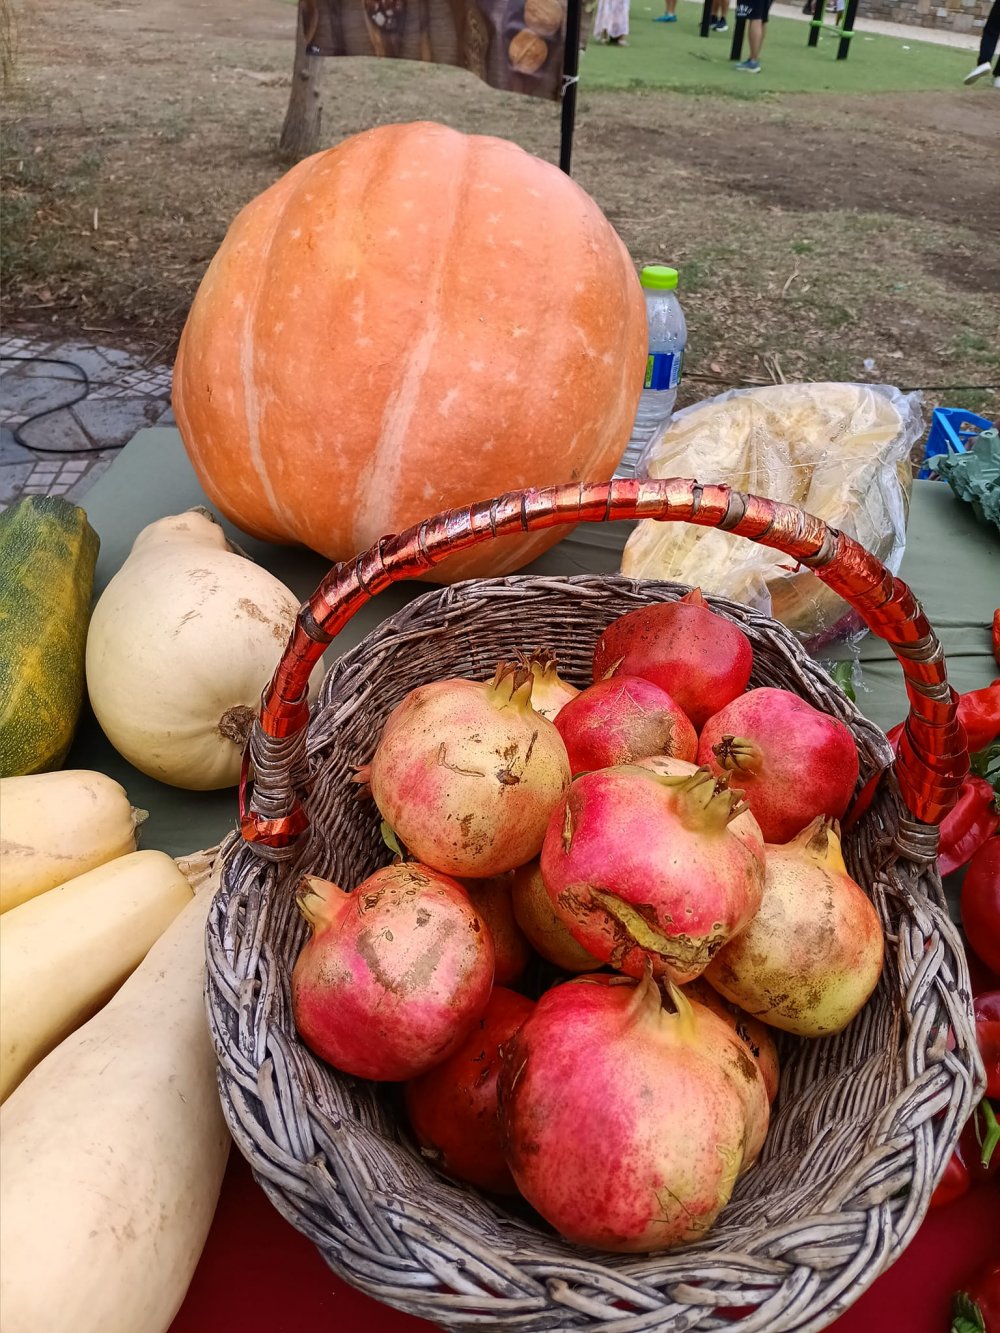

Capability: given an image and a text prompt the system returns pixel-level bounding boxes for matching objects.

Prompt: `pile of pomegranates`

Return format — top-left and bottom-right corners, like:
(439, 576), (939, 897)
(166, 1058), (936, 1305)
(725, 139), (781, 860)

(290, 590), (884, 1253)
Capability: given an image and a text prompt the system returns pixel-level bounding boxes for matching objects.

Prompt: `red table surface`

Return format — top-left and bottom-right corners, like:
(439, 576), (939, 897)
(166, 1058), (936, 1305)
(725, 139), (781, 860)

(171, 1152), (999, 1333)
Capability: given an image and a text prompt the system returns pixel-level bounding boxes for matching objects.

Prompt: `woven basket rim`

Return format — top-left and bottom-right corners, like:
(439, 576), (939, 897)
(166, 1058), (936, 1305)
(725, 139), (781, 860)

(207, 573), (983, 1333)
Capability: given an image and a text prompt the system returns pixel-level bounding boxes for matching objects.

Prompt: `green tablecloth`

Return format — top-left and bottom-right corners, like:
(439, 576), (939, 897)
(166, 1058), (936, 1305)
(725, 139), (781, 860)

(68, 428), (999, 858)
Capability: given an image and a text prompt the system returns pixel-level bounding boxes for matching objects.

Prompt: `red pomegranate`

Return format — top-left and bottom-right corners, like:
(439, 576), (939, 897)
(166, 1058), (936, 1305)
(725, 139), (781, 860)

(458, 875), (533, 985)
(291, 864), (494, 1081)
(592, 589), (753, 730)
(540, 765), (764, 983)
(553, 676), (697, 774)
(405, 987), (535, 1194)
(497, 972), (768, 1251)
(697, 687), (860, 844)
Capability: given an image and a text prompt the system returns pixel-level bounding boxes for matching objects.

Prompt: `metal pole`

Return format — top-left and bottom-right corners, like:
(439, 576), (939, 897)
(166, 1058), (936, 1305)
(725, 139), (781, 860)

(808, 0), (824, 46)
(730, 14), (746, 58)
(837, 0), (858, 58)
(700, 0), (714, 37)
(559, 0), (583, 175)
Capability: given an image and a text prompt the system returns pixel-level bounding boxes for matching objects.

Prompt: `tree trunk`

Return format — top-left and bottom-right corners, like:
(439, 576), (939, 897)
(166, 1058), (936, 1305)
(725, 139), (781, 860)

(278, 1), (326, 163)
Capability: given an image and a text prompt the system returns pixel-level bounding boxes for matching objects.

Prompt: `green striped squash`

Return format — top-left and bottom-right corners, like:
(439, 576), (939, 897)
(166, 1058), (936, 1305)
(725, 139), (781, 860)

(0, 496), (99, 777)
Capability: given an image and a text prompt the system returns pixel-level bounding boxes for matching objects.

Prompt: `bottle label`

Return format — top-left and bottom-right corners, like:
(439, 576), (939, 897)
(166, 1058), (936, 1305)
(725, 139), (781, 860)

(644, 350), (683, 391)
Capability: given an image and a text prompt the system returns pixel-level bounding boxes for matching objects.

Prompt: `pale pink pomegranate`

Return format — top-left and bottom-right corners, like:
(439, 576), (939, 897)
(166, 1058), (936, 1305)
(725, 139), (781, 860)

(554, 676), (697, 774)
(458, 874), (533, 985)
(365, 663), (571, 877)
(405, 987), (535, 1194)
(510, 859), (601, 973)
(497, 972), (768, 1251)
(684, 977), (780, 1105)
(697, 687), (860, 844)
(291, 864), (495, 1081)
(522, 649), (579, 722)
(540, 766), (765, 983)
(705, 817), (884, 1036)
(593, 589), (753, 730)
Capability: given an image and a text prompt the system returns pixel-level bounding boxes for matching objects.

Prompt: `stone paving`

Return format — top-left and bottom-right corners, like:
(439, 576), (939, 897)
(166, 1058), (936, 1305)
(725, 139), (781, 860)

(0, 333), (175, 509)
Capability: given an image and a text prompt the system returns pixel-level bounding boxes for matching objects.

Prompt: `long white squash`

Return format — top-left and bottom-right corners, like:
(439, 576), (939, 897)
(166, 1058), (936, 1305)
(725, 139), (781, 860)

(0, 878), (231, 1333)
(0, 769), (148, 913)
(0, 848), (192, 1100)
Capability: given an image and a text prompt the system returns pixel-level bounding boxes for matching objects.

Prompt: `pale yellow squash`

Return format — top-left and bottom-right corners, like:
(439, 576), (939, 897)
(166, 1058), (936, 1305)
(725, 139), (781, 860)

(0, 849), (192, 1100)
(0, 769), (148, 913)
(85, 508), (320, 790)
(0, 867), (230, 1333)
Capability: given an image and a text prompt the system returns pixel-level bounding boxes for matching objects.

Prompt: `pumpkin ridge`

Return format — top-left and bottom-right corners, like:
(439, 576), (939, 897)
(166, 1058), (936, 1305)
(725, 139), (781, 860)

(240, 163), (320, 536)
(350, 129), (472, 553)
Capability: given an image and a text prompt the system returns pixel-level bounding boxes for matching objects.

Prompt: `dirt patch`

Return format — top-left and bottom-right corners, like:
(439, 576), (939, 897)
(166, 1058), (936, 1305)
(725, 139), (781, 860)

(600, 101), (1000, 234)
(2, 0), (998, 416)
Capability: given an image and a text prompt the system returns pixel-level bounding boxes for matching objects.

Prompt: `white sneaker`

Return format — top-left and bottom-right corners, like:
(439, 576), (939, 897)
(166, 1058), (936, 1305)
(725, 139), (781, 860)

(995, 76), (1000, 88)
(964, 61), (991, 83)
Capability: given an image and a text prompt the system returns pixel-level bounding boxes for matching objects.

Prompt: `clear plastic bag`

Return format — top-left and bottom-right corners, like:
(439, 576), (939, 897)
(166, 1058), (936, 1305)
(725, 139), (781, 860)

(621, 382), (924, 648)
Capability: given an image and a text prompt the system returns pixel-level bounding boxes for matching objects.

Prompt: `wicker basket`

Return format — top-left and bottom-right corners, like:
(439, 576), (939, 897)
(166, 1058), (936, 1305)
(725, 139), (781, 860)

(206, 478), (982, 1332)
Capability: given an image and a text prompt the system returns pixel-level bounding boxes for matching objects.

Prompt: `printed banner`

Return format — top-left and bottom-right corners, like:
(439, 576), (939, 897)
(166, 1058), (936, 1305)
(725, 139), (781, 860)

(305, 0), (569, 101)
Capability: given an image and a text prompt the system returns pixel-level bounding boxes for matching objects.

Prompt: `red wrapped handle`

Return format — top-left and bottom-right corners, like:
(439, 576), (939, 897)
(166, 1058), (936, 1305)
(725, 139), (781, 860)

(240, 477), (968, 847)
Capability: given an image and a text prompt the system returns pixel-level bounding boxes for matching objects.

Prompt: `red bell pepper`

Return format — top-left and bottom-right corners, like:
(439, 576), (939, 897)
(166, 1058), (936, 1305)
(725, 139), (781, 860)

(953, 1259), (1000, 1333)
(975, 992), (1000, 1101)
(960, 680), (1000, 754)
(845, 684), (999, 834)
(931, 1139), (971, 1208)
(962, 840), (1000, 975)
(993, 610), (1000, 669)
(939, 779), (1000, 877)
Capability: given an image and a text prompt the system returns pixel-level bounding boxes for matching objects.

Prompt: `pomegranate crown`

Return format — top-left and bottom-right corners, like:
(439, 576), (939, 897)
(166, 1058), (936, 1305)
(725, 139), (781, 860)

(489, 660), (535, 709)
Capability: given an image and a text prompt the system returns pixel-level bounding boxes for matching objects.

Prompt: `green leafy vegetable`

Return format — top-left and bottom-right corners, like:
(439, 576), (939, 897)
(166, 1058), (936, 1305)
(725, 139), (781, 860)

(929, 429), (1000, 534)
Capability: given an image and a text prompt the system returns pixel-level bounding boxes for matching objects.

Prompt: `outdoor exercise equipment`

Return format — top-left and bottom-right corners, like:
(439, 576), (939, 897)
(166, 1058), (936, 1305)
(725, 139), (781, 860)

(808, 0), (860, 60)
(699, 0), (747, 57)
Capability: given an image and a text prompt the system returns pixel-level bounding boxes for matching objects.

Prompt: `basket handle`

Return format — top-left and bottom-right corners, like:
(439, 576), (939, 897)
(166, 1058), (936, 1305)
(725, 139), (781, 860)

(240, 477), (968, 850)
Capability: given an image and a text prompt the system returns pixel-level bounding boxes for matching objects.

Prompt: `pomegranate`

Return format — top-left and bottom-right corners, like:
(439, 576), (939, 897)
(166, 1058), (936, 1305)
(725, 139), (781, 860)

(522, 649), (579, 722)
(291, 864), (495, 1081)
(697, 687), (860, 844)
(554, 676), (697, 774)
(592, 589), (753, 730)
(540, 766), (765, 983)
(684, 978), (780, 1105)
(634, 754), (765, 865)
(510, 859), (601, 973)
(366, 663), (571, 877)
(705, 817), (884, 1036)
(405, 987), (534, 1194)
(458, 874), (533, 985)
(497, 972), (768, 1251)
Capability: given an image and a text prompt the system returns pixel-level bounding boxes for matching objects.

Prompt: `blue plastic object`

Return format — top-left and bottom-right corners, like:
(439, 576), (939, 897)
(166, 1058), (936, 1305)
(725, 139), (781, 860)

(919, 406), (996, 479)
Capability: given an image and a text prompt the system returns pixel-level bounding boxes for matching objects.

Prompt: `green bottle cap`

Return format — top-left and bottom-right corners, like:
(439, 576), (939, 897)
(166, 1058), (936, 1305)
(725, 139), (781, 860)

(640, 265), (679, 291)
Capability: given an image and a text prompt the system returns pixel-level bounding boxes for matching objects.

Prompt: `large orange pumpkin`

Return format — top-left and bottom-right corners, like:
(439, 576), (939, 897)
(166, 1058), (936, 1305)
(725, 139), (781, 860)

(173, 121), (647, 582)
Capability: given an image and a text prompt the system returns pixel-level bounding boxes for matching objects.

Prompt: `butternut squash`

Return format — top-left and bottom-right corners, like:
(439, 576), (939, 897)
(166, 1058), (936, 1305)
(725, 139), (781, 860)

(0, 770), (148, 914)
(0, 863), (230, 1333)
(0, 849), (192, 1100)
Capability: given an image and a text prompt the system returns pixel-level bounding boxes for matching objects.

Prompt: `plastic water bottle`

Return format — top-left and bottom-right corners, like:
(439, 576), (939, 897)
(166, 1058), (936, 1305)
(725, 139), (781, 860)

(616, 265), (687, 478)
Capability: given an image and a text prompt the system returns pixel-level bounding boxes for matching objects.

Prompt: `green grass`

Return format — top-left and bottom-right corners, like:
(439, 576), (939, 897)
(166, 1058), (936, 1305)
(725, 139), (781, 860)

(580, 0), (975, 94)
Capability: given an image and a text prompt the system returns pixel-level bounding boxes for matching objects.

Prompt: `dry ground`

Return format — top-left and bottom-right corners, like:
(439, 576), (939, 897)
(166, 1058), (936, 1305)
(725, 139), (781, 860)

(2, 0), (998, 415)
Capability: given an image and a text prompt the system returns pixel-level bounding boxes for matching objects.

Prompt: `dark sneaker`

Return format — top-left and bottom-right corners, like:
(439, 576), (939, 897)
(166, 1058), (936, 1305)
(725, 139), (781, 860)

(713, 18), (729, 29)
(735, 57), (760, 71)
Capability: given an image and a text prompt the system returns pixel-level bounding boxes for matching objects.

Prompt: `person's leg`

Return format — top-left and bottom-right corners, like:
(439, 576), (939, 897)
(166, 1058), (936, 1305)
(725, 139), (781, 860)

(979, 0), (1000, 64)
(747, 17), (764, 58)
(966, 0), (1000, 78)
